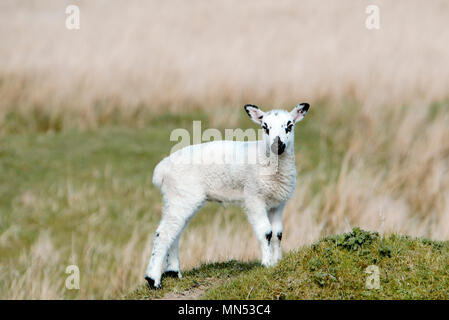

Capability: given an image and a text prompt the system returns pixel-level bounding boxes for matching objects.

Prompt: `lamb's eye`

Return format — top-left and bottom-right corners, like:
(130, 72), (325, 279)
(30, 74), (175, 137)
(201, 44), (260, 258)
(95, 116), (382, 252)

(262, 123), (269, 135)
(285, 122), (293, 133)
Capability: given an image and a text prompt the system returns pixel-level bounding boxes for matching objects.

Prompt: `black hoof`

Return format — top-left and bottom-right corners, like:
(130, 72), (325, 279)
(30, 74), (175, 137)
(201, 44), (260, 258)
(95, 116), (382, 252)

(164, 270), (180, 278)
(145, 276), (160, 289)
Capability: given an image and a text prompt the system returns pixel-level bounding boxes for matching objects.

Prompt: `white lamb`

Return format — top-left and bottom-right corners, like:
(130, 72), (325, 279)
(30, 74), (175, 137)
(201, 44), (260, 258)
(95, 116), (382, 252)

(145, 103), (310, 288)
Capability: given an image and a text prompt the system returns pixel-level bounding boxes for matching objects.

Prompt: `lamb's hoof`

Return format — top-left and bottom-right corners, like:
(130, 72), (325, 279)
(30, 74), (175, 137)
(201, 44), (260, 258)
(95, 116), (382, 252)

(261, 261), (275, 268)
(145, 276), (161, 289)
(164, 270), (182, 278)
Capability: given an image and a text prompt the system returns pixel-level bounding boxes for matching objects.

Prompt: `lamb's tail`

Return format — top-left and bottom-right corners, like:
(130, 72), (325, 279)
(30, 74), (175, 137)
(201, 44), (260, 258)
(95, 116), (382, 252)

(152, 158), (169, 189)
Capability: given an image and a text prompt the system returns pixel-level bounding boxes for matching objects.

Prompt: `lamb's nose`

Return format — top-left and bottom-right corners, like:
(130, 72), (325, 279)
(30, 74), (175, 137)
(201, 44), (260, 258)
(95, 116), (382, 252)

(271, 136), (285, 155)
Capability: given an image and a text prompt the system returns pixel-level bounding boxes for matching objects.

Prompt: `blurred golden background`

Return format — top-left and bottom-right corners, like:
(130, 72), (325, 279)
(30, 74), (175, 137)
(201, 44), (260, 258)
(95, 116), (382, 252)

(2, 0), (449, 128)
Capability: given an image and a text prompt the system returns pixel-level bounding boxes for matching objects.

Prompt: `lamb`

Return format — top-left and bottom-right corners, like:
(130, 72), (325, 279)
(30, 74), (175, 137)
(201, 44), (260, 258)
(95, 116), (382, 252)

(145, 103), (310, 288)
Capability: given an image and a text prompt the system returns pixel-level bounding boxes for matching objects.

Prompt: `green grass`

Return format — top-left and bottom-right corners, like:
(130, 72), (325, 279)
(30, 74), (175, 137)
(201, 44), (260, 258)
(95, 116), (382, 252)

(0, 127), (163, 249)
(128, 228), (449, 300)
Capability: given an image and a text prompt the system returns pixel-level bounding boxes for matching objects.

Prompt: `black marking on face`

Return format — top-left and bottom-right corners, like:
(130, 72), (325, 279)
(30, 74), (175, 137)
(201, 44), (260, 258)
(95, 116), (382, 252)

(265, 231), (273, 244)
(262, 123), (270, 135)
(271, 136), (286, 155)
(285, 120), (293, 133)
(156, 232), (159, 237)
(277, 232), (283, 241)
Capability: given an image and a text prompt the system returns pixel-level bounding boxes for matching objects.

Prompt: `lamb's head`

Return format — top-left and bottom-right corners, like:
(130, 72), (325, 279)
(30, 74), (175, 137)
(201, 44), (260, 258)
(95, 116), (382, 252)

(244, 103), (310, 155)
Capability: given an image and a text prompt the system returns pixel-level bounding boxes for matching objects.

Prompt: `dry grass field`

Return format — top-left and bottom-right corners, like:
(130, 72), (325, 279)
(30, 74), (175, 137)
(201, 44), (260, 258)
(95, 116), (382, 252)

(0, 0), (449, 299)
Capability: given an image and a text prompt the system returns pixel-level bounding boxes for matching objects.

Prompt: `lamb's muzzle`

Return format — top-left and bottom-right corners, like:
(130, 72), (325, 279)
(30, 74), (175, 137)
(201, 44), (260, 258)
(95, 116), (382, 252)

(271, 136), (286, 155)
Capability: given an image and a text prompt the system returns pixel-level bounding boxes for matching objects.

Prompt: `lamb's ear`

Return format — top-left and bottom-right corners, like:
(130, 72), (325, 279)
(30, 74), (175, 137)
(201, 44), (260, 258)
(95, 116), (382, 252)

(244, 104), (265, 125)
(290, 103), (310, 123)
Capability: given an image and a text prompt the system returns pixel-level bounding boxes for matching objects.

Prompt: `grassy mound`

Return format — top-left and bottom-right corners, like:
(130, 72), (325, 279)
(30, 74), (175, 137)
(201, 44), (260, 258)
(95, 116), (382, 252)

(128, 228), (449, 300)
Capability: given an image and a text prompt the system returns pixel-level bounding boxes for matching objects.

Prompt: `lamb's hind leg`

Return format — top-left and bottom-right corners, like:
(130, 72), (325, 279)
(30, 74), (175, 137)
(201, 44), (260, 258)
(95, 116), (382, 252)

(164, 232), (182, 278)
(164, 211), (195, 278)
(145, 198), (204, 288)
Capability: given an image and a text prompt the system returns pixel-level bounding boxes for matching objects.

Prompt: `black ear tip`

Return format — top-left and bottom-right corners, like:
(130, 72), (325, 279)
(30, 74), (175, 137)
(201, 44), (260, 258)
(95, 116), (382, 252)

(244, 104), (259, 116)
(300, 103), (310, 112)
(244, 104), (259, 110)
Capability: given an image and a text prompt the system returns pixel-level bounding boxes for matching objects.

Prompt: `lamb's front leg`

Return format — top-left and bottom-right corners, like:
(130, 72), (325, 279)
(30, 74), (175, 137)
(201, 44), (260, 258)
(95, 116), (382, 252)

(244, 197), (273, 267)
(268, 202), (285, 264)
